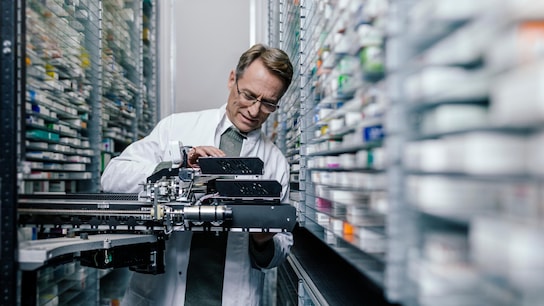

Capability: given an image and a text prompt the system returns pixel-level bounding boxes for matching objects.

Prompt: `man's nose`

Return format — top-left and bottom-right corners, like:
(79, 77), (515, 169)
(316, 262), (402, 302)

(247, 99), (262, 116)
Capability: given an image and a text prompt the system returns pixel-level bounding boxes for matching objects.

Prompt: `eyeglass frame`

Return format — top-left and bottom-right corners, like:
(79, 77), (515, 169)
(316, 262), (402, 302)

(235, 80), (279, 113)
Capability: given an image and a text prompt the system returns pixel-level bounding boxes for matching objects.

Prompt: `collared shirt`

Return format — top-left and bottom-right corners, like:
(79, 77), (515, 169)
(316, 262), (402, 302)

(102, 104), (290, 202)
(101, 105), (293, 306)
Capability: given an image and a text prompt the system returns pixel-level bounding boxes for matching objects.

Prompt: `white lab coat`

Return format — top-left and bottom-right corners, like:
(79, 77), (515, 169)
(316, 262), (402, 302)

(101, 105), (293, 306)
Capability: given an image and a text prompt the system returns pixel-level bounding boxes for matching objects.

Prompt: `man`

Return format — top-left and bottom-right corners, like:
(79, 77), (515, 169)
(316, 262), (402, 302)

(101, 44), (294, 305)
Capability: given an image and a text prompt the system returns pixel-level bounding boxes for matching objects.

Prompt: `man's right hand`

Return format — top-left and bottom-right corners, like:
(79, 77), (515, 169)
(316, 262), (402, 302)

(187, 146), (226, 168)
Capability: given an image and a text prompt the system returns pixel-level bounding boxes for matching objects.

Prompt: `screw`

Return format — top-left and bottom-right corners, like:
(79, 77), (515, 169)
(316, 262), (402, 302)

(2, 40), (11, 54)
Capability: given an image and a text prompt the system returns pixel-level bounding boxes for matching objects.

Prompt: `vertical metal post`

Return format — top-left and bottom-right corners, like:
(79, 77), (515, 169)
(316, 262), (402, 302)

(133, 0), (142, 141)
(84, 0), (103, 192)
(151, 0), (159, 125)
(298, 0), (309, 228)
(385, 1), (418, 303)
(0, 0), (21, 304)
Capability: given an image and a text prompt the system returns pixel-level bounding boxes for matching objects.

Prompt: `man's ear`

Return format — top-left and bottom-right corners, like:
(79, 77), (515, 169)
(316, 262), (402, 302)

(228, 70), (236, 89)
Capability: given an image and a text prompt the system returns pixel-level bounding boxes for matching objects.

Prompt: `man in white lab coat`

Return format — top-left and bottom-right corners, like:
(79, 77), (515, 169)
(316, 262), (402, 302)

(101, 44), (294, 306)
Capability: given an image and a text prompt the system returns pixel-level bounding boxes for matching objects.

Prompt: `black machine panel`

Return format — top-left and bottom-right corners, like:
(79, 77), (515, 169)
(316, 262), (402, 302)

(211, 179), (282, 199)
(198, 157), (264, 175)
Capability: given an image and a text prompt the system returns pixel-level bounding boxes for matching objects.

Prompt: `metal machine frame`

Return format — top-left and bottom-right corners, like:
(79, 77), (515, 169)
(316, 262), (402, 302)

(16, 156), (297, 304)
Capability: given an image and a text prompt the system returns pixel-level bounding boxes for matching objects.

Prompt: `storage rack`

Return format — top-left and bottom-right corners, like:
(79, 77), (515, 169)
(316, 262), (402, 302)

(390, 1), (544, 305)
(22, 262), (100, 306)
(22, 0), (158, 195)
(263, 0), (284, 153)
(24, 0), (99, 193)
(13, 0), (158, 304)
(302, 0), (390, 299)
(140, 0), (157, 138)
(271, 0), (392, 304)
(272, 0), (544, 305)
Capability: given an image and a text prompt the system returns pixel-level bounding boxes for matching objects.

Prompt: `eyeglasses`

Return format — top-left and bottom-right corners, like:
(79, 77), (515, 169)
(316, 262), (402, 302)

(235, 81), (279, 114)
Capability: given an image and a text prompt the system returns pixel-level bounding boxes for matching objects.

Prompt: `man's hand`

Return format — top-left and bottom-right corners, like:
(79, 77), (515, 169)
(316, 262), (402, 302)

(187, 146), (226, 168)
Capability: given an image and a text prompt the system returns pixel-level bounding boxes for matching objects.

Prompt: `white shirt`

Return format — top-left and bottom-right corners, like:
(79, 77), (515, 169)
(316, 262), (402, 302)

(101, 105), (293, 306)
(101, 105), (290, 202)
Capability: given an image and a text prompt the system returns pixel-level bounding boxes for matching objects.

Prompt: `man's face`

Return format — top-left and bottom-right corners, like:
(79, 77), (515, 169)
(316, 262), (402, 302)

(226, 59), (284, 133)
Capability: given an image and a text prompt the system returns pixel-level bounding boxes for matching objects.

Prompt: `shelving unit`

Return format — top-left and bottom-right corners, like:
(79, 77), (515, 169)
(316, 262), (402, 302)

(24, 0), (99, 193)
(140, 0), (157, 138)
(101, 0), (140, 156)
(33, 263), (99, 306)
(272, 0), (392, 304)
(300, 0), (390, 297)
(271, 0), (544, 305)
(22, 0), (158, 194)
(14, 0), (159, 304)
(390, 1), (544, 305)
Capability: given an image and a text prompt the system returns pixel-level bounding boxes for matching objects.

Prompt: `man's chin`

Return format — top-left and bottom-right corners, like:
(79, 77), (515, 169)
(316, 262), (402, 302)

(238, 124), (256, 133)
(236, 118), (260, 132)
